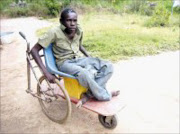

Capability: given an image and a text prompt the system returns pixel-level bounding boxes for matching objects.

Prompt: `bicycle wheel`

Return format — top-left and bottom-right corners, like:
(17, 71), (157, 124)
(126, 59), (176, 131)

(37, 76), (71, 123)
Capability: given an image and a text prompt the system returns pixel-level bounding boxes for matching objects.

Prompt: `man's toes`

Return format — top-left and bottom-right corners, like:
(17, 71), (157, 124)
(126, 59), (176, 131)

(76, 101), (82, 108)
(116, 90), (120, 95)
(112, 90), (120, 96)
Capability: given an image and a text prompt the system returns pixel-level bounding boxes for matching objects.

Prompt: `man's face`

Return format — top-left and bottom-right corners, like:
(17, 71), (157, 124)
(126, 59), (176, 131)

(62, 12), (77, 32)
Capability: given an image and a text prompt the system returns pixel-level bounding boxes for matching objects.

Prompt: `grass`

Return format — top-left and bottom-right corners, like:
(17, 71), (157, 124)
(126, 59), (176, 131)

(36, 13), (179, 62)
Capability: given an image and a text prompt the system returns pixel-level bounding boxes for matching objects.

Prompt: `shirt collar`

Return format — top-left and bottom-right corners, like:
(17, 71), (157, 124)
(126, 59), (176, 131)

(60, 23), (81, 35)
(60, 24), (66, 31)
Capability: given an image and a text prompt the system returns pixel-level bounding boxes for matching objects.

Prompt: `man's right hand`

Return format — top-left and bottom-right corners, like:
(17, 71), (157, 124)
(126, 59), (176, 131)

(45, 73), (56, 83)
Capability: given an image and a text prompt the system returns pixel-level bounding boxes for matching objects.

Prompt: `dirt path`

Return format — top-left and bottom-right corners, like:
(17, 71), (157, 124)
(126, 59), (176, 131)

(0, 17), (179, 133)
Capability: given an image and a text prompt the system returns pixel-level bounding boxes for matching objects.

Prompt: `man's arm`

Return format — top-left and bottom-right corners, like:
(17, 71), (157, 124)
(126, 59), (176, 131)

(30, 43), (56, 83)
(79, 45), (90, 57)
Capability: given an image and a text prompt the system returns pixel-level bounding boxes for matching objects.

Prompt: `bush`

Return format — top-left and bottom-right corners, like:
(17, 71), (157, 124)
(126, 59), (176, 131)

(2, 2), (50, 17)
(0, 0), (177, 18)
(144, 4), (170, 27)
(163, 0), (173, 12)
(0, 0), (13, 12)
(126, 0), (146, 13)
(139, 3), (155, 16)
(28, 3), (49, 17)
(4, 7), (30, 17)
(173, 6), (180, 14)
(79, 0), (98, 5)
(61, 0), (71, 8)
(45, 0), (62, 17)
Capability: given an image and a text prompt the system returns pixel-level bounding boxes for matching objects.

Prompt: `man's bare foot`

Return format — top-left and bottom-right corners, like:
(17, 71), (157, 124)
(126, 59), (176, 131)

(76, 94), (90, 108)
(111, 90), (120, 97)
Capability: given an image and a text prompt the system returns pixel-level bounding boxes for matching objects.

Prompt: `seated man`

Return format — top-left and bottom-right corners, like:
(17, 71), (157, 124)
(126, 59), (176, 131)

(31, 8), (119, 107)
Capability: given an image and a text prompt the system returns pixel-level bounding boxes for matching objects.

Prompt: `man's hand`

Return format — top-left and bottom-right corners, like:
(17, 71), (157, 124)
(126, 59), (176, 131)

(45, 73), (56, 83)
(79, 45), (90, 57)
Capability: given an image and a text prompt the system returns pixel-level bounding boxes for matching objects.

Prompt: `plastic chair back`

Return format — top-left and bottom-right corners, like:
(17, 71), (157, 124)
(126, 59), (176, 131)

(43, 44), (75, 79)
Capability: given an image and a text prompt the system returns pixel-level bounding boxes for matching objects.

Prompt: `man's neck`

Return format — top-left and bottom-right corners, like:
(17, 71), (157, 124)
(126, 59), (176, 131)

(64, 29), (76, 40)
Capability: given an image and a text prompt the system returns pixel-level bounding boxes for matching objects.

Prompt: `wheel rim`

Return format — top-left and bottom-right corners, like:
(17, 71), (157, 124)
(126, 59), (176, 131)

(98, 115), (117, 129)
(37, 76), (71, 123)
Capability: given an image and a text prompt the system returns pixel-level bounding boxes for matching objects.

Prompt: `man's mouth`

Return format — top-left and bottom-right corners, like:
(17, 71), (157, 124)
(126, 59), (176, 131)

(70, 28), (76, 30)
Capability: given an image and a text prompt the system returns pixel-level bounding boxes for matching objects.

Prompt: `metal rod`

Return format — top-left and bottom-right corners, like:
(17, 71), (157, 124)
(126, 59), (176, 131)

(27, 58), (31, 91)
(26, 53), (49, 99)
(26, 53), (42, 88)
(26, 40), (31, 90)
(26, 90), (46, 101)
(26, 47), (54, 101)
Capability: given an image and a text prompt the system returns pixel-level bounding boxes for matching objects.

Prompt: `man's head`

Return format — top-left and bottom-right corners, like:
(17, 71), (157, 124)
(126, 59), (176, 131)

(60, 8), (77, 32)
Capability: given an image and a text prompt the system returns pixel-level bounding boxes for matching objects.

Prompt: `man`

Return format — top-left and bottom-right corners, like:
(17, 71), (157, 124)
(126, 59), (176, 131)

(31, 8), (119, 107)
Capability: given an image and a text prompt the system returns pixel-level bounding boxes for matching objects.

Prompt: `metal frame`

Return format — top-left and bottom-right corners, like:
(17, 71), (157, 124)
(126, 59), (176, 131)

(19, 32), (56, 102)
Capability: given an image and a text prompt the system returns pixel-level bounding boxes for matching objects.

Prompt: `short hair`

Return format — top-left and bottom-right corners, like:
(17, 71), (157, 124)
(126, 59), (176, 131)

(60, 8), (77, 21)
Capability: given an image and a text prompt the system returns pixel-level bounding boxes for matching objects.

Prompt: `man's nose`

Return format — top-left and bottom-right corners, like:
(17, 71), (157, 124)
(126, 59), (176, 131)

(70, 21), (75, 26)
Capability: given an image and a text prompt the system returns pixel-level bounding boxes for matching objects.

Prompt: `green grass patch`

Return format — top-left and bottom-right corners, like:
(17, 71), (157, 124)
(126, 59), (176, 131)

(36, 13), (179, 61)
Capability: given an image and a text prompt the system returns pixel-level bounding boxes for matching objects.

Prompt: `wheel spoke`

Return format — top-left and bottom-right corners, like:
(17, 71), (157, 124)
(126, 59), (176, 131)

(37, 76), (71, 123)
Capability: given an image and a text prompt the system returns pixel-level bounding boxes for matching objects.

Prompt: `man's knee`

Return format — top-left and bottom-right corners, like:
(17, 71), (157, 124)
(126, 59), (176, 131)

(104, 62), (114, 75)
(76, 69), (91, 87)
(77, 69), (89, 78)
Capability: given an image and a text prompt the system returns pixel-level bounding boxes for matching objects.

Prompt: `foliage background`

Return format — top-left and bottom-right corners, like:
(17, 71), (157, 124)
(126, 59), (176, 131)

(1, 0), (179, 61)
(1, 0), (180, 17)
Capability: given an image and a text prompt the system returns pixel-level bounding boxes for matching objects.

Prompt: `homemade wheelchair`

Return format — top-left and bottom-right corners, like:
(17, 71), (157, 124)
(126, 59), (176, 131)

(20, 32), (125, 129)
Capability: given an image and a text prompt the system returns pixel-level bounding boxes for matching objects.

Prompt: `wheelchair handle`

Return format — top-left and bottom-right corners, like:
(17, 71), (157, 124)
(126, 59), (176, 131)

(19, 31), (26, 40)
(19, 31), (30, 52)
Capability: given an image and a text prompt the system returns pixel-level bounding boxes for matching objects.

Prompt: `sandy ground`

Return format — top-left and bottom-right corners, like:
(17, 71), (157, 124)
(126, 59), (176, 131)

(0, 17), (179, 133)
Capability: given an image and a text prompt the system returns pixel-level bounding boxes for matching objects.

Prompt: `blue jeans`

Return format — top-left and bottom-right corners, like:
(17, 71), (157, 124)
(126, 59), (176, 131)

(57, 57), (113, 101)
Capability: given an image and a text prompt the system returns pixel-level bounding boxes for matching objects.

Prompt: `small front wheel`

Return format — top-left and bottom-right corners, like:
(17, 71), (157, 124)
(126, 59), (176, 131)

(98, 114), (118, 129)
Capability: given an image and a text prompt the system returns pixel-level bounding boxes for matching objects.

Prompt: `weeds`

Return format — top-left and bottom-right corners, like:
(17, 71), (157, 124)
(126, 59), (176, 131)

(144, 4), (171, 27)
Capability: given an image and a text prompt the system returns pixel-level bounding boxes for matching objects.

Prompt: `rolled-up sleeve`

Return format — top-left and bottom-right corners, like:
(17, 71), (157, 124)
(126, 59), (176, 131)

(38, 29), (55, 48)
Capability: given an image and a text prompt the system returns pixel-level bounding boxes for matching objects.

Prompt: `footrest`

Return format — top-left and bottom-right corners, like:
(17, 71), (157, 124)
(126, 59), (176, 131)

(70, 96), (126, 116)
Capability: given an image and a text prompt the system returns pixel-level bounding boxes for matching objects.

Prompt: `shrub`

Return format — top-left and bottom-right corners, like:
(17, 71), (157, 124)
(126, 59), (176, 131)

(139, 3), (155, 16)
(61, 0), (71, 8)
(144, 4), (170, 27)
(126, 0), (146, 13)
(163, 0), (173, 12)
(0, 0), (13, 12)
(173, 6), (180, 14)
(45, 0), (62, 17)
(28, 3), (49, 17)
(4, 7), (30, 17)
